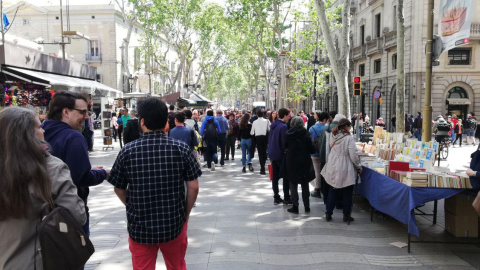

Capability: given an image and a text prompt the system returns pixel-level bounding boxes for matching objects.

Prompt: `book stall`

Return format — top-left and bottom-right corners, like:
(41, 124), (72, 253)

(354, 126), (478, 252)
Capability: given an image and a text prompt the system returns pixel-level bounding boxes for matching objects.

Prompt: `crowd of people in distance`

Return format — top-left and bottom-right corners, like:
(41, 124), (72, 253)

(1, 92), (480, 269)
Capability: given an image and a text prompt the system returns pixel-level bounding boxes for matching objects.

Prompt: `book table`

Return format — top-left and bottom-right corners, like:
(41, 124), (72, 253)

(356, 167), (464, 252)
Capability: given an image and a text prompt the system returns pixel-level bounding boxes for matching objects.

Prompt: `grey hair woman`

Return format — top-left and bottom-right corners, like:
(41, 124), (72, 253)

(0, 106), (86, 269)
(290, 116), (305, 129)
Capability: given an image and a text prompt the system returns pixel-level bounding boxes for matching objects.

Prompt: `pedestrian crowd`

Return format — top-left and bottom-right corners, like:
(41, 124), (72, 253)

(1, 91), (480, 270)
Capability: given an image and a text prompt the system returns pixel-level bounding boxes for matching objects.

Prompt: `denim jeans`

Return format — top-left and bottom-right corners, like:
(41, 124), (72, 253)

(415, 128), (422, 141)
(241, 138), (252, 166)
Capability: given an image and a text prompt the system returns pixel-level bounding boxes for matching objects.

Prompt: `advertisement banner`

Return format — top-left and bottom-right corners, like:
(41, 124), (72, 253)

(438, 0), (473, 52)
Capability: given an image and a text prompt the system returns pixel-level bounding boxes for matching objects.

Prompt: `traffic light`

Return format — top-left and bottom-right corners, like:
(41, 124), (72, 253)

(353, 77), (361, 96)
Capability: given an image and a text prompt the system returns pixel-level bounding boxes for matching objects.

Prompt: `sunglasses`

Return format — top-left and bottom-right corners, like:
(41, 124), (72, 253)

(70, 108), (89, 115)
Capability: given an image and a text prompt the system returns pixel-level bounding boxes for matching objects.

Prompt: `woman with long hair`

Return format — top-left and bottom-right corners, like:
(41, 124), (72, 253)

(269, 110), (278, 123)
(321, 118), (361, 222)
(238, 113), (254, 173)
(284, 117), (315, 214)
(453, 119), (464, 147)
(0, 107), (86, 269)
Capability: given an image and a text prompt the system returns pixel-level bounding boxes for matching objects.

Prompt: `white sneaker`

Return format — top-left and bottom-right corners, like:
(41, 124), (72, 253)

(211, 163), (215, 171)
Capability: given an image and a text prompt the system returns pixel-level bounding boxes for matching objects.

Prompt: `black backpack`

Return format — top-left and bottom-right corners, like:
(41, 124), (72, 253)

(204, 120), (217, 140)
(437, 122), (451, 132)
(36, 204), (94, 270)
(468, 118), (477, 130)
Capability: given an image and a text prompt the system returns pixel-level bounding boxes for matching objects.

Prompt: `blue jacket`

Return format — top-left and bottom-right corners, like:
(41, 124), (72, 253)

(215, 115), (229, 134)
(470, 150), (480, 191)
(42, 120), (107, 206)
(268, 119), (288, 161)
(170, 126), (198, 149)
(200, 116), (221, 137)
(309, 123), (325, 157)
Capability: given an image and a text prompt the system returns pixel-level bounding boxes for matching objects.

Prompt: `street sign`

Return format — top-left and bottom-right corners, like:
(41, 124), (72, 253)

(373, 90), (381, 99)
(236, 100), (240, 107)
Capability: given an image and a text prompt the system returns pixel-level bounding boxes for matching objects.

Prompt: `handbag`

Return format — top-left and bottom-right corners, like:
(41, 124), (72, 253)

(473, 191), (480, 217)
(35, 204), (94, 270)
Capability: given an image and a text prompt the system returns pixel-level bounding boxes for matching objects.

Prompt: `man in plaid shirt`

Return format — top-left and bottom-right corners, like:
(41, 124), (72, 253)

(108, 98), (201, 270)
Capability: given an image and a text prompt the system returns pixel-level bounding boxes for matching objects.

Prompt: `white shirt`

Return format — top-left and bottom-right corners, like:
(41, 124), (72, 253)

(251, 117), (270, 136)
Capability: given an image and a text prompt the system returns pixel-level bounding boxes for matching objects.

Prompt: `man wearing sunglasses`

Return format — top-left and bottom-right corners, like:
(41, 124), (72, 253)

(42, 91), (109, 237)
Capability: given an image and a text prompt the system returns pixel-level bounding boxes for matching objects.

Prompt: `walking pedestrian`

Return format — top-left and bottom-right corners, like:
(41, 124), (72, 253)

(391, 114), (396, 132)
(269, 110), (278, 123)
(41, 91), (108, 236)
(284, 116), (315, 214)
(82, 97), (95, 152)
(123, 110), (140, 145)
(250, 110), (270, 175)
(170, 112), (198, 150)
(453, 119), (464, 147)
(318, 112), (340, 204)
(226, 113), (239, 161)
(200, 110), (221, 171)
(184, 110), (198, 132)
(321, 118), (361, 222)
(168, 104), (176, 131)
(0, 107), (86, 270)
(111, 112), (119, 142)
(466, 113), (477, 146)
(117, 109), (125, 148)
(268, 108), (292, 205)
(215, 109), (229, 166)
(238, 113), (254, 173)
(309, 112), (329, 198)
(413, 112), (423, 141)
(108, 98), (201, 270)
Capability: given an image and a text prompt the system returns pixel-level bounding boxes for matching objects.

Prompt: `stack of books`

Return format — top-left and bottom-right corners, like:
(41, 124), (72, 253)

(429, 173), (473, 189)
(390, 170), (408, 182)
(402, 172), (429, 187)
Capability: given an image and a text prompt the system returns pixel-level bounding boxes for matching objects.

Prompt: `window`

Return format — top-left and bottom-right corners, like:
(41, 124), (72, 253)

(325, 75), (330, 84)
(375, 13), (381, 38)
(134, 48), (141, 70)
(55, 16), (59, 20)
(374, 59), (381, 73)
(96, 74), (102, 82)
(89, 40), (99, 57)
(392, 54), (397, 70)
(360, 25), (365, 45)
(359, 64), (365, 76)
(448, 48), (471, 65)
(23, 19), (30, 25)
(91, 16), (95, 19)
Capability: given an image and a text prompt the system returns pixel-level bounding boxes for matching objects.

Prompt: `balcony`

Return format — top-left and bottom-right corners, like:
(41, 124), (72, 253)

(368, 0), (380, 5)
(86, 54), (101, 62)
(366, 38), (383, 56)
(353, 44), (366, 60)
(471, 23), (480, 40)
(383, 30), (397, 50)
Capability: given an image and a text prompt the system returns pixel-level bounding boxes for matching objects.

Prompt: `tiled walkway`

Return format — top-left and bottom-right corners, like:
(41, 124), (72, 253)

(86, 133), (480, 269)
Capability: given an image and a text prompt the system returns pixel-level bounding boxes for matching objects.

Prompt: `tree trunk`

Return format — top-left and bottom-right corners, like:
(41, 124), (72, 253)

(313, 0), (352, 118)
(396, 0), (405, 133)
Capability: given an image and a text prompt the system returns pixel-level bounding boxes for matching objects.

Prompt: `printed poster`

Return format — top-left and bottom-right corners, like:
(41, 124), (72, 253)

(438, 0), (473, 52)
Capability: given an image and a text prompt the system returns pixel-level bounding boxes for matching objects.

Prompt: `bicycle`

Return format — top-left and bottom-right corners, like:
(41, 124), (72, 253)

(438, 136), (451, 160)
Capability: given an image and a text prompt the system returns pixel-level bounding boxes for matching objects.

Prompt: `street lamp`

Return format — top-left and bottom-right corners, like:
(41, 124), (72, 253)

(312, 55), (320, 112)
(128, 75), (134, 92)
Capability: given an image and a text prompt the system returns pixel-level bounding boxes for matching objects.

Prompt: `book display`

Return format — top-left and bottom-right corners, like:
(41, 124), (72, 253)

(357, 128), (473, 190)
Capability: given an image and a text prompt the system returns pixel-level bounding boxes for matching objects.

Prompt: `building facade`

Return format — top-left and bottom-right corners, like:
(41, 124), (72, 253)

(4, 1), (180, 96)
(319, 0), (480, 130)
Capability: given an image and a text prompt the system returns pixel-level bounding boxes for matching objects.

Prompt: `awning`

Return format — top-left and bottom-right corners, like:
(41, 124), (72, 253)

(3, 67), (123, 98)
(123, 91), (149, 98)
(178, 97), (196, 104)
(189, 91), (212, 105)
(447, 98), (471, 105)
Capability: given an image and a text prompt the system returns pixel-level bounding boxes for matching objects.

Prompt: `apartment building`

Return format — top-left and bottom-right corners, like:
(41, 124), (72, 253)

(4, 1), (179, 96)
(319, 0), (480, 129)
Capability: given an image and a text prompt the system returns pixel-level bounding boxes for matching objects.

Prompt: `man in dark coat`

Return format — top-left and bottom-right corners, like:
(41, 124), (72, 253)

(123, 110), (141, 145)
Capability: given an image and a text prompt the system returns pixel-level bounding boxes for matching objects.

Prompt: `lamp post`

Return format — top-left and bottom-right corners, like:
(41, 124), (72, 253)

(312, 55), (320, 112)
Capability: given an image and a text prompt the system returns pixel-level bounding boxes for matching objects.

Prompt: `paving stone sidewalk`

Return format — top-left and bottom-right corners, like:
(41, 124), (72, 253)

(85, 131), (480, 269)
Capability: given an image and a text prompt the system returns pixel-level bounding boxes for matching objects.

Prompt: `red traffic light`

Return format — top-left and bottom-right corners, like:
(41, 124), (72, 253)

(354, 77), (360, 83)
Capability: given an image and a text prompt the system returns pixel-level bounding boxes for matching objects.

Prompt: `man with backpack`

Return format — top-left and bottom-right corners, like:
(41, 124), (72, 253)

(200, 110), (221, 171)
(309, 112), (329, 198)
(215, 109), (229, 166)
(170, 112), (198, 151)
(466, 113), (477, 146)
(413, 112), (423, 141)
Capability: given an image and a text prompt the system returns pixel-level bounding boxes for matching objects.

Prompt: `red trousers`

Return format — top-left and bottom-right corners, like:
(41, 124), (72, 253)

(128, 222), (188, 270)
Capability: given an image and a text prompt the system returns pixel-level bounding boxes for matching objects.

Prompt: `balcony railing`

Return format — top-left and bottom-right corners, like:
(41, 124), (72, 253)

(368, 0), (380, 5)
(366, 38), (383, 55)
(384, 30), (397, 49)
(471, 23), (480, 39)
(353, 45), (366, 60)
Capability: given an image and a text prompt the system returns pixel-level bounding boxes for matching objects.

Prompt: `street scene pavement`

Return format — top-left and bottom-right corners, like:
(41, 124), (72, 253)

(86, 131), (480, 269)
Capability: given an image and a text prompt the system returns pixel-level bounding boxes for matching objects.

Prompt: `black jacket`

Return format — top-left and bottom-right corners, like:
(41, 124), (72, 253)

(284, 126), (315, 184)
(123, 118), (141, 145)
(470, 150), (480, 191)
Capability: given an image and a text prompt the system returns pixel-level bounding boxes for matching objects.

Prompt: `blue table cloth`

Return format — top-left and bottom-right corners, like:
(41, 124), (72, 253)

(357, 167), (463, 237)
